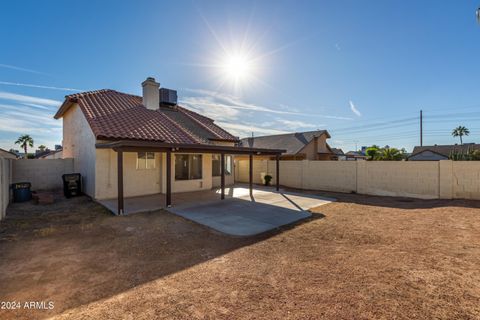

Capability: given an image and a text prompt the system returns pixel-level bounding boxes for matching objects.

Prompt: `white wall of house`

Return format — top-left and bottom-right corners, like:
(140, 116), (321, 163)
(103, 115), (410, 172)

(62, 104), (97, 197)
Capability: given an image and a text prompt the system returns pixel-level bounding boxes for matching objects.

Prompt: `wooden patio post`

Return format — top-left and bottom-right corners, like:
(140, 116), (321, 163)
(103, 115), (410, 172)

(249, 153), (253, 197)
(117, 150), (124, 215)
(221, 153), (225, 200)
(276, 154), (280, 191)
(166, 150), (172, 207)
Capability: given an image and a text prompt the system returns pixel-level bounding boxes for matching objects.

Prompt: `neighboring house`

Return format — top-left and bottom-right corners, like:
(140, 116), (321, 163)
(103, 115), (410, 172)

(239, 130), (336, 160)
(37, 148), (63, 159)
(409, 143), (480, 161)
(0, 148), (18, 160)
(345, 151), (368, 161)
(330, 148), (346, 161)
(53, 77), (283, 212)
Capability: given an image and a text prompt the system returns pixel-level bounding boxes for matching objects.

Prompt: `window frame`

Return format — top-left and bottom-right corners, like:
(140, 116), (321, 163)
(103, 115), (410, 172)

(174, 154), (203, 181)
(212, 154), (232, 177)
(136, 152), (156, 170)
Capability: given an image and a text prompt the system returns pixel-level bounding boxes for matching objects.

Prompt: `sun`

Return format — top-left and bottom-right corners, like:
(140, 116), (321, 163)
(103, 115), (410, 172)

(221, 54), (253, 81)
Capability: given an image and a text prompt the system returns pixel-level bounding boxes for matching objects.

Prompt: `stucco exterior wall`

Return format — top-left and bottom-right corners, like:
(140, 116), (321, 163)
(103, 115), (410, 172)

(95, 151), (227, 200)
(172, 153), (213, 193)
(62, 104), (97, 197)
(235, 159), (480, 200)
(12, 158), (74, 191)
(95, 150), (163, 200)
(0, 158), (11, 220)
(296, 134), (332, 160)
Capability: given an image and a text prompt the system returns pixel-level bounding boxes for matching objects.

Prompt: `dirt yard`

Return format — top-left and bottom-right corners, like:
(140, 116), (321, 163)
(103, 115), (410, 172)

(1, 192), (480, 320)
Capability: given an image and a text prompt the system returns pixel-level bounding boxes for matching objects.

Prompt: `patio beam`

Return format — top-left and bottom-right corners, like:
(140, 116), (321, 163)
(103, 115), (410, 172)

(117, 150), (124, 215)
(276, 154), (280, 191)
(249, 153), (253, 197)
(221, 153), (225, 200)
(166, 150), (172, 207)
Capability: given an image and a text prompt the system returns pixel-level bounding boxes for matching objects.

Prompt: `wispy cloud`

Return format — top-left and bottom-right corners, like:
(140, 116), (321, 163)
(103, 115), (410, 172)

(183, 88), (353, 120)
(0, 63), (49, 76)
(216, 121), (288, 138)
(349, 100), (361, 117)
(0, 91), (61, 107)
(276, 119), (319, 130)
(0, 81), (82, 92)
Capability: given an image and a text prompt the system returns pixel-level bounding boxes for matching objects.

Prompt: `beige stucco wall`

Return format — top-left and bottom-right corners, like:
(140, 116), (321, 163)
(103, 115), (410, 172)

(451, 162), (480, 200)
(95, 150), (163, 200)
(95, 151), (231, 200)
(297, 134), (331, 160)
(62, 104), (97, 197)
(356, 161), (439, 199)
(0, 158), (12, 220)
(235, 159), (480, 200)
(12, 158), (74, 191)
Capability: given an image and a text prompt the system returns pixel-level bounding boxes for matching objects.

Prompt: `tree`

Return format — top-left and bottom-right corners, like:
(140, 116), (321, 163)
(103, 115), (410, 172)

(365, 145), (380, 160)
(377, 147), (406, 161)
(15, 134), (34, 158)
(38, 145), (46, 152)
(452, 126), (470, 145)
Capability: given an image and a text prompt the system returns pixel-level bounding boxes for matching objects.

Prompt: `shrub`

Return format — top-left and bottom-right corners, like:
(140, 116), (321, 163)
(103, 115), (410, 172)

(264, 175), (273, 186)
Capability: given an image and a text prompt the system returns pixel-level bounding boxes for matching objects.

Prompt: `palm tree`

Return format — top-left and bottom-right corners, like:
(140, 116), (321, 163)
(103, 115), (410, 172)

(377, 148), (405, 161)
(452, 126), (470, 145)
(15, 134), (34, 158)
(38, 145), (46, 152)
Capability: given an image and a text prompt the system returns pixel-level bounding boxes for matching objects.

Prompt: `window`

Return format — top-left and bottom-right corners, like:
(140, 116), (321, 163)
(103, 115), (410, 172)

(212, 154), (232, 176)
(175, 154), (203, 180)
(137, 152), (155, 169)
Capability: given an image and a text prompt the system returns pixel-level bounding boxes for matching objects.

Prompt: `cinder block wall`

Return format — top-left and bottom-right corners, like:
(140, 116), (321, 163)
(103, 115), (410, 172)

(12, 159), (74, 191)
(235, 159), (480, 200)
(0, 158), (12, 220)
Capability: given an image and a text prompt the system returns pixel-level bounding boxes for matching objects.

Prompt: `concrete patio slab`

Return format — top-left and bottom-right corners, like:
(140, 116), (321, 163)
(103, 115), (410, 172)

(168, 187), (334, 236)
(98, 185), (334, 236)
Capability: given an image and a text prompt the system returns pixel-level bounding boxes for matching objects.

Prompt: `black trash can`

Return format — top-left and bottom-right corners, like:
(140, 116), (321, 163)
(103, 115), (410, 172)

(12, 182), (32, 203)
(62, 173), (82, 198)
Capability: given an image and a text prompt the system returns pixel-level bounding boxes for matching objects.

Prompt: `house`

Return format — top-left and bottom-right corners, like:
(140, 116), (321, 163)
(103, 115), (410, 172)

(53, 77), (284, 214)
(239, 130), (337, 160)
(36, 148), (63, 159)
(330, 148), (346, 161)
(409, 143), (480, 161)
(345, 151), (368, 161)
(0, 148), (18, 160)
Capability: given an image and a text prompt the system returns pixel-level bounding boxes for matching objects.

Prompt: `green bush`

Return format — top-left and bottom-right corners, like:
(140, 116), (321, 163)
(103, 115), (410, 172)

(264, 175), (273, 186)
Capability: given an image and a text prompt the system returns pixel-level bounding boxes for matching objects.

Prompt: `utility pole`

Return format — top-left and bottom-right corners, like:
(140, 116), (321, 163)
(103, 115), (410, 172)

(420, 109), (423, 146)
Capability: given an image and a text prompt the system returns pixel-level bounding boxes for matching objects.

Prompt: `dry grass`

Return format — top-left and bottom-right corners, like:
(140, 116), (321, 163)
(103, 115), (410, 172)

(1, 192), (480, 319)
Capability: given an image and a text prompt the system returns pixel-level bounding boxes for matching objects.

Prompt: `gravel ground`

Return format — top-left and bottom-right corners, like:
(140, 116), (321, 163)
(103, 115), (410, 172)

(1, 192), (480, 319)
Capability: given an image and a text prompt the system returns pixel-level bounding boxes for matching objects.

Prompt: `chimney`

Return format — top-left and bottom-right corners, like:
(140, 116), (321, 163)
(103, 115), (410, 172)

(142, 77), (160, 110)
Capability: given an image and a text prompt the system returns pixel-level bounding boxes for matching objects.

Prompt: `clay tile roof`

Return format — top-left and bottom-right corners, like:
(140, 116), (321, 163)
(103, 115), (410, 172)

(54, 89), (239, 145)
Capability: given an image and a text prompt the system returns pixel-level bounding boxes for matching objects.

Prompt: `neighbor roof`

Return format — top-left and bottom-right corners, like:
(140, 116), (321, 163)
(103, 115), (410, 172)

(239, 130), (330, 155)
(0, 148), (17, 159)
(54, 89), (238, 144)
(410, 144), (480, 158)
(330, 148), (344, 155)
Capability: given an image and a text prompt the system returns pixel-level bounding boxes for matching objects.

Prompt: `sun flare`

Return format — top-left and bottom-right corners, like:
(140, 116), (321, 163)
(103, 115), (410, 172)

(221, 54), (253, 81)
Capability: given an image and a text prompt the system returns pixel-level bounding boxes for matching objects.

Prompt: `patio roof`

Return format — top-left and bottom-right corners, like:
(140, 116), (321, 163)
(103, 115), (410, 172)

(95, 140), (285, 215)
(95, 140), (286, 155)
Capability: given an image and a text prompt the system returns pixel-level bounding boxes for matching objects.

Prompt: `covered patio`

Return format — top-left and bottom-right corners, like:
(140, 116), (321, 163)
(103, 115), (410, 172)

(99, 185), (334, 236)
(95, 140), (285, 215)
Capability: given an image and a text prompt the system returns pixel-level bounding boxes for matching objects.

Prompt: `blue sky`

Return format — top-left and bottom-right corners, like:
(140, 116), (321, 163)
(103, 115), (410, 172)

(1, 0), (480, 152)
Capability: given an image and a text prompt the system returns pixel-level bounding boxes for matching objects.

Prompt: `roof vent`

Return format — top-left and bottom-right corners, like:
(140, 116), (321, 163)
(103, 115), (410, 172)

(160, 88), (177, 106)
